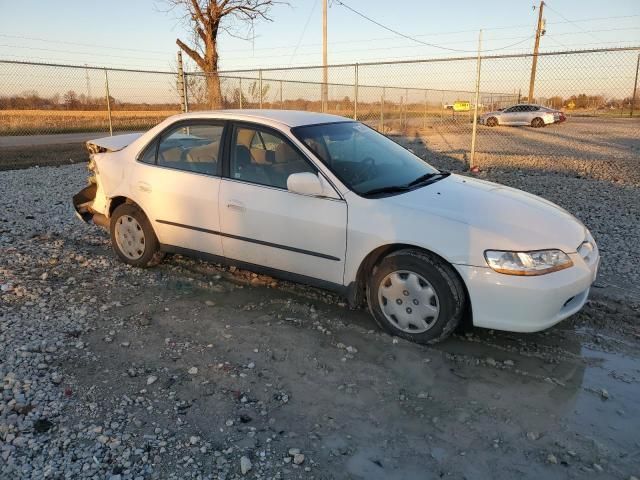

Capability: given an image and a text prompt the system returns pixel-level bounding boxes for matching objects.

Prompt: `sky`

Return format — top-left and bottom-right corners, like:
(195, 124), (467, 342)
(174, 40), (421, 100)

(0, 0), (639, 71)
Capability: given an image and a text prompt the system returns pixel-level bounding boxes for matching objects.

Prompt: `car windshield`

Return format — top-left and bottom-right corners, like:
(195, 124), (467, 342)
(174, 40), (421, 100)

(292, 121), (441, 195)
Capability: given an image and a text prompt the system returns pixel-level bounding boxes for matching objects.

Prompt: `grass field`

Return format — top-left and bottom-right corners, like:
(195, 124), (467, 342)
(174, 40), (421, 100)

(0, 110), (180, 136)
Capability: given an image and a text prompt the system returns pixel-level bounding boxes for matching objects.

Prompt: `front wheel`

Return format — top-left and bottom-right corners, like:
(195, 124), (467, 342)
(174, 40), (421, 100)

(486, 117), (498, 127)
(366, 249), (467, 344)
(110, 203), (164, 268)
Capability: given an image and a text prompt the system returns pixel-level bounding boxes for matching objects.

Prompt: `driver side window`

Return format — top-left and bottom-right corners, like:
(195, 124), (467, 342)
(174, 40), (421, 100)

(230, 125), (316, 190)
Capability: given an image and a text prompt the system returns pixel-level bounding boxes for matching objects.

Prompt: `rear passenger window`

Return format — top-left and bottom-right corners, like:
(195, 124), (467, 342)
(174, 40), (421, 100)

(139, 141), (157, 165)
(231, 125), (315, 189)
(156, 123), (223, 175)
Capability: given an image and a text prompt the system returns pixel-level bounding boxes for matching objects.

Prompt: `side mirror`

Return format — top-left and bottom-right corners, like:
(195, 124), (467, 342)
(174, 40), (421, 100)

(287, 172), (323, 196)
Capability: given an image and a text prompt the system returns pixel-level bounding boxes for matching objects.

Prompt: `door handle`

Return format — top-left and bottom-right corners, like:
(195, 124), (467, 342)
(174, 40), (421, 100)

(138, 181), (152, 193)
(227, 201), (245, 212)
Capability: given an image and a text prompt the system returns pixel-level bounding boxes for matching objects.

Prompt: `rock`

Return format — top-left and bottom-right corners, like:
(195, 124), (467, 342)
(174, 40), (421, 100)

(288, 448), (301, 456)
(547, 453), (558, 464)
(293, 453), (305, 465)
(188, 367), (198, 375)
(526, 431), (540, 441)
(240, 456), (252, 474)
(600, 388), (609, 399)
(147, 376), (158, 385)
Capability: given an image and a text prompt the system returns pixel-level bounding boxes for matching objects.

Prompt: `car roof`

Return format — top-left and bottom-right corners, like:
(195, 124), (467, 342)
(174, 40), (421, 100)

(170, 109), (351, 128)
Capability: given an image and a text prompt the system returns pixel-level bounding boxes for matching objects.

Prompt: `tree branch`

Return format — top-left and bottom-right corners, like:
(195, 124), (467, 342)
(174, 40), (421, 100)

(176, 38), (206, 70)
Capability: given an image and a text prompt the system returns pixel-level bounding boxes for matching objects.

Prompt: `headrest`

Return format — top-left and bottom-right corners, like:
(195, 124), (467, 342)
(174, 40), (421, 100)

(274, 142), (298, 164)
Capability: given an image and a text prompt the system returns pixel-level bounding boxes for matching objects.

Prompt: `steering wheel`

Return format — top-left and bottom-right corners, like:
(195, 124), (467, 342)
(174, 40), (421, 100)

(351, 156), (377, 185)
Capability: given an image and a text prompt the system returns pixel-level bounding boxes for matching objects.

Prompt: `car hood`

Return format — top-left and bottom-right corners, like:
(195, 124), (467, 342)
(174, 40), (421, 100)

(385, 174), (586, 254)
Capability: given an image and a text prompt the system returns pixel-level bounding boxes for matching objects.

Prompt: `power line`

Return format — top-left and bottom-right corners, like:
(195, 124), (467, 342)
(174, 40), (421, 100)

(544, 3), (604, 44)
(289, 0), (319, 65)
(2, 13), (638, 58)
(0, 33), (172, 56)
(333, 0), (536, 53)
(0, 44), (172, 62)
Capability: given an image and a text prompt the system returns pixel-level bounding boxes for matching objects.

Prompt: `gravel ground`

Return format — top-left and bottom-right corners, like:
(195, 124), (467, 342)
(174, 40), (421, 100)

(1, 119), (639, 479)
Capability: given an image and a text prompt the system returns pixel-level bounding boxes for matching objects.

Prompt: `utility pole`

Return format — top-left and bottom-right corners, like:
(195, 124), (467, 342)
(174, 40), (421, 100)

(177, 51), (188, 113)
(528, 1), (545, 102)
(322, 0), (328, 112)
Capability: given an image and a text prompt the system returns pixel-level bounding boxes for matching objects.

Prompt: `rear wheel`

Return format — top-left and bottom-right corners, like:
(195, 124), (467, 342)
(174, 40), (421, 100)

(110, 203), (164, 268)
(486, 117), (498, 127)
(366, 249), (467, 344)
(531, 117), (545, 128)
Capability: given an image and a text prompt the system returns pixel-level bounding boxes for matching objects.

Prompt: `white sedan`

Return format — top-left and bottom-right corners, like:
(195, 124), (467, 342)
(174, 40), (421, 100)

(73, 110), (599, 344)
(480, 104), (556, 127)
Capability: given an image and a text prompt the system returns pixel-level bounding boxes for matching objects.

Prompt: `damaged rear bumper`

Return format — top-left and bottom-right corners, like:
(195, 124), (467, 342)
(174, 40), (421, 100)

(72, 183), (97, 222)
(72, 183), (109, 229)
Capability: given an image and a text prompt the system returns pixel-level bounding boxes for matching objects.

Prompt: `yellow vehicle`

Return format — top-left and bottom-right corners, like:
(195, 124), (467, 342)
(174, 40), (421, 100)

(452, 101), (471, 112)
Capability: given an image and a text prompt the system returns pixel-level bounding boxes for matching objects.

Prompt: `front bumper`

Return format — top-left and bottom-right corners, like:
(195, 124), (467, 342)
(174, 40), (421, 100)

(455, 249), (599, 333)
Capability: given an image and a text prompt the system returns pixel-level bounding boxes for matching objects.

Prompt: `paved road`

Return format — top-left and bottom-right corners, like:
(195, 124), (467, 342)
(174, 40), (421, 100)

(0, 131), (141, 148)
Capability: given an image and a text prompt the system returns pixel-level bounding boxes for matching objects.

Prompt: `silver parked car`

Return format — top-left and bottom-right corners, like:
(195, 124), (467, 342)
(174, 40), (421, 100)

(480, 104), (555, 128)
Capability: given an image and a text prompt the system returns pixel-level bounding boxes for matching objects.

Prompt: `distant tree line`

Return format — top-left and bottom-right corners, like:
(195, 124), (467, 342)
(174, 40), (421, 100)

(1, 89), (638, 112)
(0, 90), (179, 111)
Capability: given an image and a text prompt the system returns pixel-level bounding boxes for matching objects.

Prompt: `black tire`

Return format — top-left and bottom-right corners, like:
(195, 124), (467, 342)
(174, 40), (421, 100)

(110, 203), (164, 268)
(531, 117), (545, 128)
(366, 249), (467, 344)
(486, 117), (498, 127)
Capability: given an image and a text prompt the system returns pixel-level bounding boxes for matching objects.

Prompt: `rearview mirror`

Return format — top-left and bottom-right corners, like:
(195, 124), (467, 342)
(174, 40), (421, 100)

(287, 172), (323, 196)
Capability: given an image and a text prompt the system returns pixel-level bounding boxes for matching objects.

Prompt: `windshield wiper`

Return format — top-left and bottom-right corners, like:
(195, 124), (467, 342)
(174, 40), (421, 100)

(360, 185), (412, 197)
(407, 171), (450, 187)
(361, 171), (450, 197)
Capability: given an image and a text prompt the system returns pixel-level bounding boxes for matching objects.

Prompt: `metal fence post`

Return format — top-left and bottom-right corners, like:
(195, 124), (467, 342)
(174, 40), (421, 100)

(183, 73), (189, 113)
(239, 77), (243, 109)
(354, 63), (359, 120)
(631, 53), (639, 117)
(259, 70), (263, 109)
(423, 90), (427, 129)
(280, 80), (283, 109)
(380, 87), (385, 132)
(104, 69), (113, 136)
(470, 30), (482, 169)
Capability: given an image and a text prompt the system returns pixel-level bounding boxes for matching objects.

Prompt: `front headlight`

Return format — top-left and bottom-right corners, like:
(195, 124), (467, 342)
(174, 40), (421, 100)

(484, 249), (573, 276)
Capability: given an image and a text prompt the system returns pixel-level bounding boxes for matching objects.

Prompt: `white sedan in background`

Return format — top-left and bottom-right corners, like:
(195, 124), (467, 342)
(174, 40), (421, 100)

(480, 104), (556, 127)
(73, 110), (599, 344)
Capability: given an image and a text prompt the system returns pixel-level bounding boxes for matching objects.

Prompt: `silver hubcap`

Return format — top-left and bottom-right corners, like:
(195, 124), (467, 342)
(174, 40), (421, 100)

(114, 215), (145, 260)
(377, 270), (440, 333)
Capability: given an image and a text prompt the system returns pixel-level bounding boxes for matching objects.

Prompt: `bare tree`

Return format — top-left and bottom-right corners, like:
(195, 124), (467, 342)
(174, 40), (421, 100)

(167, 0), (282, 108)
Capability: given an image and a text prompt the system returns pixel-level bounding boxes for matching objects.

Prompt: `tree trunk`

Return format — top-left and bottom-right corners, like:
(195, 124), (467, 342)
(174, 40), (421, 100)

(207, 72), (222, 109)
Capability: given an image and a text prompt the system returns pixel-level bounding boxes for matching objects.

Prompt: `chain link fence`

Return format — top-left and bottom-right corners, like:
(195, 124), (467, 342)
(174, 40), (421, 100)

(1, 46), (639, 171)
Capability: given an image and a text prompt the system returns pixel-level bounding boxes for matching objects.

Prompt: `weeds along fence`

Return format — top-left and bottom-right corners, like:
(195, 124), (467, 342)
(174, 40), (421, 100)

(1, 46), (639, 166)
